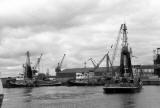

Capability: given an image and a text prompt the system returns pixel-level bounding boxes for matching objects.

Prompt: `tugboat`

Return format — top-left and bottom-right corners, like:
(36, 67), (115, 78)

(7, 51), (36, 87)
(67, 79), (89, 86)
(7, 51), (62, 88)
(103, 23), (142, 93)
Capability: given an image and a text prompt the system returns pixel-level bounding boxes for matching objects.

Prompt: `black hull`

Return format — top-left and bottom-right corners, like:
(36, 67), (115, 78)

(0, 94), (4, 108)
(6, 80), (62, 88)
(7, 83), (35, 88)
(103, 86), (142, 93)
(67, 80), (104, 86)
(36, 83), (62, 87)
(142, 80), (160, 85)
(103, 81), (143, 93)
(7, 81), (35, 88)
(103, 80), (143, 93)
(67, 81), (88, 86)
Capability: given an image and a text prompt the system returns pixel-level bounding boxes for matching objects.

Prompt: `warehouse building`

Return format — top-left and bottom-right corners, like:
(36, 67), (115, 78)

(56, 65), (157, 82)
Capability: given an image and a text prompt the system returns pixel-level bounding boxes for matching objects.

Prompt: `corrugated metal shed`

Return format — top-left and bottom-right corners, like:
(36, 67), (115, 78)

(60, 67), (118, 73)
(60, 65), (154, 73)
(56, 65), (155, 82)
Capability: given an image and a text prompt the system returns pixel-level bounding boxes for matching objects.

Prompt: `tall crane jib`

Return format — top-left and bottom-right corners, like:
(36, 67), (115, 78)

(88, 54), (107, 72)
(97, 54), (107, 68)
(88, 58), (97, 68)
(92, 54), (107, 71)
(25, 51), (33, 79)
(33, 53), (43, 74)
(119, 24), (133, 77)
(111, 24), (123, 66)
(55, 54), (66, 73)
(60, 54), (66, 68)
(106, 53), (112, 69)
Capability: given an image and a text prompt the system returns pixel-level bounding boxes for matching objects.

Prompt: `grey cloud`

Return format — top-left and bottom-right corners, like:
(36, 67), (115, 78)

(0, 0), (99, 30)
(0, 0), (159, 77)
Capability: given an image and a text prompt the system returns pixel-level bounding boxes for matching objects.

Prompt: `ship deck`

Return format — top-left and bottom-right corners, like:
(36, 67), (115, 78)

(103, 84), (142, 93)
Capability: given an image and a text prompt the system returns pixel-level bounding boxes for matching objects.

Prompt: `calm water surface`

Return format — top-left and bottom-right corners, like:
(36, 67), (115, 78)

(2, 86), (160, 108)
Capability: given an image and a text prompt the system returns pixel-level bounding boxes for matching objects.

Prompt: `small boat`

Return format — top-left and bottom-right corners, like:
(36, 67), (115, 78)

(103, 23), (142, 93)
(67, 79), (89, 86)
(67, 78), (105, 86)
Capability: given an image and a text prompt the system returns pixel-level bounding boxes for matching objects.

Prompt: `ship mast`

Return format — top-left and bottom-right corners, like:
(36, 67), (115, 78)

(119, 23), (133, 78)
(122, 23), (128, 47)
(24, 51), (33, 79)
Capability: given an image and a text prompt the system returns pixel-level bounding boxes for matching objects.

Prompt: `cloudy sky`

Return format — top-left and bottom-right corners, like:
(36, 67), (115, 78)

(0, 0), (159, 77)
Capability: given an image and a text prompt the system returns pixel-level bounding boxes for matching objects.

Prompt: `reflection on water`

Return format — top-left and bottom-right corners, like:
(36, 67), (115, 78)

(23, 88), (33, 96)
(23, 88), (33, 103)
(2, 86), (160, 108)
(119, 94), (136, 108)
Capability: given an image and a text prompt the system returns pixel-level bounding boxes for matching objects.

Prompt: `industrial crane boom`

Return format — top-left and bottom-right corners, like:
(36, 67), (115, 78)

(55, 54), (66, 73)
(88, 58), (97, 68)
(106, 53), (112, 67)
(25, 51), (33, 79)
(59, 54), (66, 68)
(111, 24), (123, 66)
(34, 53), (43, 69)
(95, 54), (107, 69)
(26, 51), (31, 66)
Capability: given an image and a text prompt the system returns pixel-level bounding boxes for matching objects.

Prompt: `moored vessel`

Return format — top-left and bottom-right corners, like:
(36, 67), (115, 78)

(103, 23), (142, 93)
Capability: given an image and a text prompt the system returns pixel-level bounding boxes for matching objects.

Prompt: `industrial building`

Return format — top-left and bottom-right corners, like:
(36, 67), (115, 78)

(154, 48), (160, 76)
(56, 65), (155, 82)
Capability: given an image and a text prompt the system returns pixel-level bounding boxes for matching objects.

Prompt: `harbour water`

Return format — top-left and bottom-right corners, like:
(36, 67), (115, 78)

(2, 86), (160, 108)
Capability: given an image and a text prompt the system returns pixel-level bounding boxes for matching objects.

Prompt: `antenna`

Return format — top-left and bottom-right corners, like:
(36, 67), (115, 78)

(124, 16), (126, 24)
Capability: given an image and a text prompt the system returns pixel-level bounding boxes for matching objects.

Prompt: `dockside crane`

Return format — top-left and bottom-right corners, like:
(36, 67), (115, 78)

(106, 52), (112, 68)
(106, 52), (113, 77)
(88, 53), (112, 75)
(55, 54), (66, 73)
(96, 54), (107, 69)
(119, 23), (133, 77)
(24, 51), (33, 79)
(32, 53), (43, 74)
(88, 58), (97, 68)
(89, 54), (107, 72)
(35, 53), (43, 70)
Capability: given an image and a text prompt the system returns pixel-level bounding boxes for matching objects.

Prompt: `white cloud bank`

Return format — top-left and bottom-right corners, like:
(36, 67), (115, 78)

(0, 0), (159, 77)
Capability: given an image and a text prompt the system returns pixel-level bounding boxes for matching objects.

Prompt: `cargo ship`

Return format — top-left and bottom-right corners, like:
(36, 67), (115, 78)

(103, 23), (142, 93)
